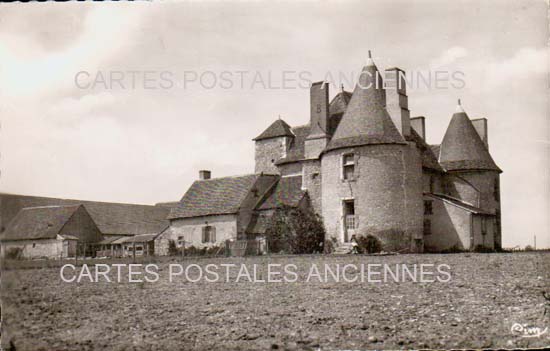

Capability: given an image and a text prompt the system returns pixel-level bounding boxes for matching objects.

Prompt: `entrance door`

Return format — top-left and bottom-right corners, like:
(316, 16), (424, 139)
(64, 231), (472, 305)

(343, 200), (356, 242)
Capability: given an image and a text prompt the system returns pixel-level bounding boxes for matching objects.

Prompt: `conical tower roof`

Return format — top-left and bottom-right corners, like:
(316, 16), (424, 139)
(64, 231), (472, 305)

(439, 100), (501, 172)
(326, 52), (405, 152)
(253, 118), (294, 141)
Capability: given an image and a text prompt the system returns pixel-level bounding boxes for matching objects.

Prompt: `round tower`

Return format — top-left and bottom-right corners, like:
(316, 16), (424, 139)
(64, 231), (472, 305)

(321, 52), (423, 252)
(439, 100), (502, 249)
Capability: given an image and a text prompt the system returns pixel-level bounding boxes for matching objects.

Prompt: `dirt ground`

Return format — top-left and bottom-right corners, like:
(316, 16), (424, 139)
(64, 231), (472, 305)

(1, 252), (549, 350)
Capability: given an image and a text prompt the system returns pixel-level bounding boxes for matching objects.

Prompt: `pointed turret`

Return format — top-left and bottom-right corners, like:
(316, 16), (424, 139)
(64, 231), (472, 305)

(326, 51), (405, 151)
(439, 100), (501, 172)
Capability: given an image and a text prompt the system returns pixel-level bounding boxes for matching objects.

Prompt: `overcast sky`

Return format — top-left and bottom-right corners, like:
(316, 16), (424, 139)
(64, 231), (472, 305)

(0, 0), (548, 248)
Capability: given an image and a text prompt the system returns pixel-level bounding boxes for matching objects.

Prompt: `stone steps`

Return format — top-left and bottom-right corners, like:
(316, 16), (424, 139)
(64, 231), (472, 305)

(333, 243), (354, 254)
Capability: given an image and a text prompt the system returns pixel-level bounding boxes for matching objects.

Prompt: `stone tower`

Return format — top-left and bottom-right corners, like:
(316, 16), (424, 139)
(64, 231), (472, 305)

(439, 100), (502, 249)
(320, 52), (423, 251)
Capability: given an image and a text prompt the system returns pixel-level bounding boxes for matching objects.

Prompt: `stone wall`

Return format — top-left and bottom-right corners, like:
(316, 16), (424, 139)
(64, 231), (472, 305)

(444, 170), (501, 249)
(321, 143), (423, 251)
(423, 196), (471, 252)
(155, 215), (237, 255)
(301, 160), (322, 215)
(0, 237), (75, 259)
(254, 138), (288, 174)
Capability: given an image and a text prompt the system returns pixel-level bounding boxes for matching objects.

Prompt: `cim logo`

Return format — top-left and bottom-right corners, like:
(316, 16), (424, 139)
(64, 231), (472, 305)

(511, 323), (548, 338)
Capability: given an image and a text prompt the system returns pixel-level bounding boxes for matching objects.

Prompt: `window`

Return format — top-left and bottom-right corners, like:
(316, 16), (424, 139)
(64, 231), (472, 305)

(202, 226), (217, 243)
(342, 153), (355, 180)
(32, 243), (36, 248)
(344, 200), (356, 230)
(424, 200), (433, 215)
(481, 218), (487, 236)
(429, 176), (435, 193)
(177, 236), (184, 246)
(423, 219), (431, 235)
(494, 178), (500, 201)
(311, 172), (319, 180)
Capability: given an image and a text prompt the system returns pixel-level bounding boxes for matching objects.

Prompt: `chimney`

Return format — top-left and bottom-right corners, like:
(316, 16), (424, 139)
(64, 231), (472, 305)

(384, 67), (411, 137)
(309, 81), (330, 137)
(410, 116), (426, 140)
(305, 81), (330, 159)
(199, 170), (211, 180)
(470, 118), (488, 149)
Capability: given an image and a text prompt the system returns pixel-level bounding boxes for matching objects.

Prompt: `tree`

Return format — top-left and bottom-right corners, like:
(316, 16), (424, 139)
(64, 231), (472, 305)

(265, 206), (326, 254)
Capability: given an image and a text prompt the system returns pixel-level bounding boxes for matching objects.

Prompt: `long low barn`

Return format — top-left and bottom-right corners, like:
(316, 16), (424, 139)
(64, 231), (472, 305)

(0, 193), (171, 238)
(0, 193), (172, 259)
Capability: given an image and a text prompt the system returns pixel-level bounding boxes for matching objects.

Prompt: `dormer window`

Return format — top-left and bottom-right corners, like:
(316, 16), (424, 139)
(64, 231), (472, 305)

(342, 153), (355, 180)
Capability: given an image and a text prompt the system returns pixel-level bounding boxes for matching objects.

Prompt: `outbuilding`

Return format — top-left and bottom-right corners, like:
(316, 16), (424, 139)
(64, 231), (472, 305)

(0, 205), (101, 259)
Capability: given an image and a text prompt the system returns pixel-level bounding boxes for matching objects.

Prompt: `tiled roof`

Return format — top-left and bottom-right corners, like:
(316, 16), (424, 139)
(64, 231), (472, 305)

(256, 176), (305, 210)
(168, 174), (278, 219)
(154, 201), (179, 209)
(253, 119), (294, 141)
(427, 193), (494, 215)
(439, 110), (501, 172)
(1, 205), (81, 241)
(326, 62), (406, 152)
(407, 129), (444, 173)
(0, 193), (170, 236)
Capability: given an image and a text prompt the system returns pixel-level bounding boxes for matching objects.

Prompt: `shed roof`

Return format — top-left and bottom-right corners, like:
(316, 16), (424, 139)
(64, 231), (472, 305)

(439, 104), (501, 172)
(168, 174), (278, 219)
(121, 233), (158, 243)
(1, 205), (82, 241)
(427, 193), (494, 215)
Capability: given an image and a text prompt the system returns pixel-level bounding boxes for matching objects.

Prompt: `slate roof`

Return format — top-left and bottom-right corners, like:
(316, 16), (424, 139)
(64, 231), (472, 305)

(427, 194), (494, 215)
(329, 90), (353, 116)
(1, 205), (81, 241)
(439, 108), (501, 172)
(168, 174), (278, 219)
(275, 125), (310, 165)
(256, 176), (306, 210)
(326, 62), (406, 152)
(253, 119), (294, 141)
(0, 193), (170, 236)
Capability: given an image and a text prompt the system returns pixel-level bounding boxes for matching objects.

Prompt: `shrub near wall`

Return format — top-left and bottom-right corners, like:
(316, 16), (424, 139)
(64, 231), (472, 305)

(265, 206), (326, 254)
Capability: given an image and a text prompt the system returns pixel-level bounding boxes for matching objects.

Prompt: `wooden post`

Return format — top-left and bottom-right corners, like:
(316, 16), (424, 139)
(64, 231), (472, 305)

(181, 241), (185, 260)
(133, 241), (136, 263)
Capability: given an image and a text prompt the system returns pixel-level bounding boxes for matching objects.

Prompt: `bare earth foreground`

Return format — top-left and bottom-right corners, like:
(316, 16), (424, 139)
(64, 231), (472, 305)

(1, 253), (549, 350)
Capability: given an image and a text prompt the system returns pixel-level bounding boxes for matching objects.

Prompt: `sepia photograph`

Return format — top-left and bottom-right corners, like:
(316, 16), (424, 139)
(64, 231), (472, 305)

(0, 0), (549, 350)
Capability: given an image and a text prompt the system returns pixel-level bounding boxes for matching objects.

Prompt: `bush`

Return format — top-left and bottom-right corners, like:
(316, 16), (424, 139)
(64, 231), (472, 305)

(524, 245), (534, 252)
(357, 235), (382, 254)
(181, 245), (225, 257)
(5, 247), (23, 260)
(265, 206), (326, 254)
